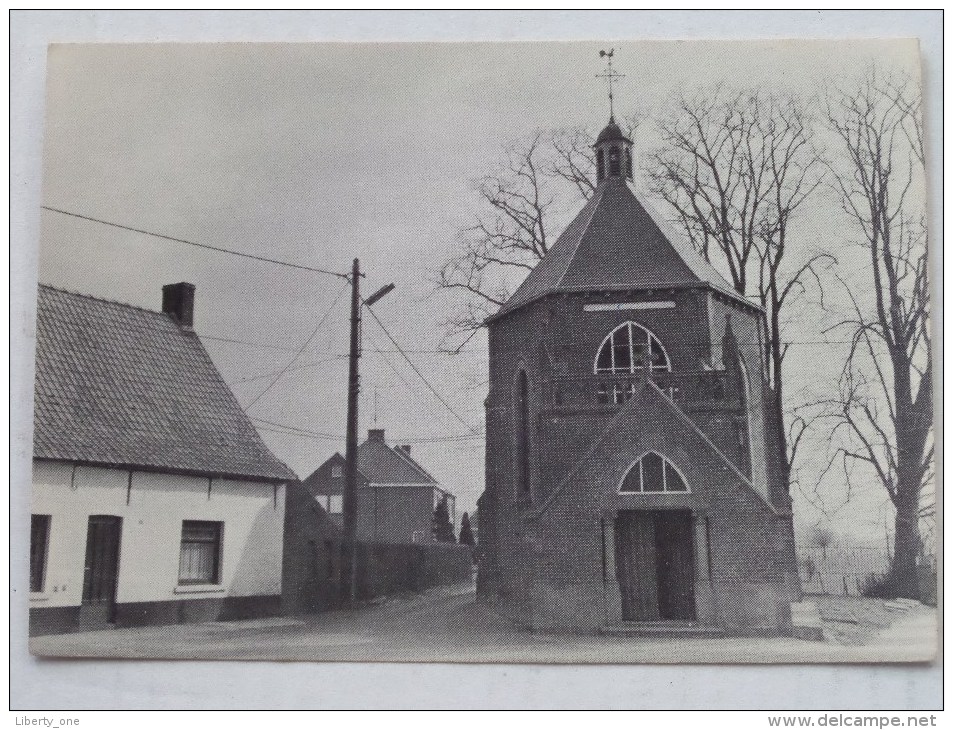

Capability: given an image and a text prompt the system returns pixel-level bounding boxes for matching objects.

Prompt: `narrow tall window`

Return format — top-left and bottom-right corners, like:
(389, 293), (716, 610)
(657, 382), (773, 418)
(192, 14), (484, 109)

(178, 520), (223, 585)
(30, 514), (51, 592)
(596, 149), (605, 182)
(515, 370), (531, 498)
(609, 146), (621, 176)
(625, 148), (633, 179)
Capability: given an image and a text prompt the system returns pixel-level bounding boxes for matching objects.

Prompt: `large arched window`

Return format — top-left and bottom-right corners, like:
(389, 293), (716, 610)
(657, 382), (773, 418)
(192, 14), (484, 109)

(619, 452), (689, 493)
(515, 370), (530, 498)
(594, 321), (671, 374)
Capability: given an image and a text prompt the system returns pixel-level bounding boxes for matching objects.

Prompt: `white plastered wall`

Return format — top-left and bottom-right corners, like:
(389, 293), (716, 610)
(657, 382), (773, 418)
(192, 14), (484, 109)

(30, 461), (285, 609)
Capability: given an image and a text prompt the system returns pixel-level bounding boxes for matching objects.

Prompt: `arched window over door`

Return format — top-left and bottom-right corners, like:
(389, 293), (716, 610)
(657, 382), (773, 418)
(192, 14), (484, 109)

(619, 452), (689, 493)
(594, 321), (671, 374)
(515, 370), (531, 499)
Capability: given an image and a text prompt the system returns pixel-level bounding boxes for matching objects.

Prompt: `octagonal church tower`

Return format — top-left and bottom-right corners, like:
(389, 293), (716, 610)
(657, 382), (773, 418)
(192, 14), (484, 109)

(476, 116), (801, 636)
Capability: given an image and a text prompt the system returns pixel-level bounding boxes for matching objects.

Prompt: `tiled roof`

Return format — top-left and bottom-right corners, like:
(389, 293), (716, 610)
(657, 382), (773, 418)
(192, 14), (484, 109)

(490, 177), (754, 321)
(33, 285), (297, 482)
(300, 452), (368, 496)
(357, 438), (438, 485)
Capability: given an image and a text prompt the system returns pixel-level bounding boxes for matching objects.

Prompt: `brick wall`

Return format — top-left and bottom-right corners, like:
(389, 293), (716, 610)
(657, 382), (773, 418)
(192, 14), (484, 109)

(283, 481), (472, 615)
(479, 285), (800, 634)
(303, 457), (438, 544)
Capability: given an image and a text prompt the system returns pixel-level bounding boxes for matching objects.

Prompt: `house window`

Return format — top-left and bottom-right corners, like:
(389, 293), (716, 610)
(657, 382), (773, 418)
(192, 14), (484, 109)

(619, 452), (689, 493)
(594, 321), (671, 374)
(30, 514), (51, 592)
(178, 521), (223, 585)
(328, 495), (343, 514)
(515, 370), (531, 498)
(331, 465), (342, 478)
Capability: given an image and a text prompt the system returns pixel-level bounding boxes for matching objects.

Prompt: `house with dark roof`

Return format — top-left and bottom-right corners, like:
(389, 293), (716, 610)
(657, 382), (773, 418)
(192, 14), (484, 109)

(301, 429), (456, 544)
(476, 115), (800, 636)
(30, 283), (296, 636)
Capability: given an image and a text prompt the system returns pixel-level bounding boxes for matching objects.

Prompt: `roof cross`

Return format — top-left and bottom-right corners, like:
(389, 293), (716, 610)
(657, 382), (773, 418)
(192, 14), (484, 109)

(596, 49), (625, 121)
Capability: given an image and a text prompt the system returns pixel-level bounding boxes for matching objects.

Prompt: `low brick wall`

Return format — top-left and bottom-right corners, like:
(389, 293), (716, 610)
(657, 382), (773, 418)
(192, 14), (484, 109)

(355, 541), (473, 600)
(282, 480), (473, 614)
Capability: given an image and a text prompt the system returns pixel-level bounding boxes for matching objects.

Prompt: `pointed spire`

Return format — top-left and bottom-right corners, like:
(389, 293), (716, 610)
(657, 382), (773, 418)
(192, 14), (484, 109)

(593, 51), (632, 185)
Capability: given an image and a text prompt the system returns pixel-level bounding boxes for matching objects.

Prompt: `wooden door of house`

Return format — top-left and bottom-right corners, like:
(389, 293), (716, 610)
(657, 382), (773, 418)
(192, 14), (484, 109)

(79, 515), (122, 629)
(615, 510), (695, 622)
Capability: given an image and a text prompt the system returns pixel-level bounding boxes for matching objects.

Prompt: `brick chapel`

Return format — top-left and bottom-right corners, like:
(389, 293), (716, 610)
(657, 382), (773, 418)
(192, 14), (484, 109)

(475, 116), (801, 636)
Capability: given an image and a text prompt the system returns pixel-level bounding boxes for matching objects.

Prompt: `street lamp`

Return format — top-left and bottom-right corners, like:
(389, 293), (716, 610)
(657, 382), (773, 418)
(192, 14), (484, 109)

(342, 259), (394, 605)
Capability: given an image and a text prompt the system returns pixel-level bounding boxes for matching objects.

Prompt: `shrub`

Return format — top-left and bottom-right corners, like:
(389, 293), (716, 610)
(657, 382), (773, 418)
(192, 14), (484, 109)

(859, 568), (930, 602)
(858, 571), (895, 598)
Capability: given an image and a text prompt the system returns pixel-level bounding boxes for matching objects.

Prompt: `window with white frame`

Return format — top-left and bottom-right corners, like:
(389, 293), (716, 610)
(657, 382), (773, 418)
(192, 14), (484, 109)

(328, 495), (343, 514)
(178, 520), (223, 585)
(619, 452), (689, 493)
(594, 321), (671, 375)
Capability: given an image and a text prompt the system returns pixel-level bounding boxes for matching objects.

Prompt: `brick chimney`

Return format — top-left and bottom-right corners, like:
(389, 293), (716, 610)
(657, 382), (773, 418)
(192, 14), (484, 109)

(368, 428), (385, 442)
(162, 282), (195, 328)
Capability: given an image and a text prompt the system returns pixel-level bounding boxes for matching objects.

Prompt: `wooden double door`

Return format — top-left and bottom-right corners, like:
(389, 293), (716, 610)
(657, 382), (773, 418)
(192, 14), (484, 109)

(615, 510), (696, 622)
(79, 515), (122, 629)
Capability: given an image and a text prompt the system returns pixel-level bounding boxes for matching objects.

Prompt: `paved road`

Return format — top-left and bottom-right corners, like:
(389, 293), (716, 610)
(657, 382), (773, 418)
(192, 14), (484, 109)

(31, 584), (937, 663)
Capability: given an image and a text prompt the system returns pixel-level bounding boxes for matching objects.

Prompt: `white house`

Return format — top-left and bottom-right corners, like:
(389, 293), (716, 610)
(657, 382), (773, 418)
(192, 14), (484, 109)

(30, 283), (297, 636)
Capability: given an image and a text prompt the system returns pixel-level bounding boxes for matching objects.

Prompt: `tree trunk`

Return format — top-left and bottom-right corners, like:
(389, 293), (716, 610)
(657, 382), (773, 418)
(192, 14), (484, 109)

(889, 352), (929, 598)
(890, 490), (920, 598)
(767, 295), (791, 491)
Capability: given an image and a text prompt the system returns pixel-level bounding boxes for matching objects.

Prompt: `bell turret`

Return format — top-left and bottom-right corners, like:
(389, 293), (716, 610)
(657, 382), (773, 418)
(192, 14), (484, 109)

(594, 118), (633, 183)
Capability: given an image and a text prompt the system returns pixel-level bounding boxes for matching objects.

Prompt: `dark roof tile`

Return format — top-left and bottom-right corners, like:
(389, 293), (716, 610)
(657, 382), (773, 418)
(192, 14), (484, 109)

(490, 178), (753, 321)
(33, 285), (297, 482)
(357, 438), (438, 485)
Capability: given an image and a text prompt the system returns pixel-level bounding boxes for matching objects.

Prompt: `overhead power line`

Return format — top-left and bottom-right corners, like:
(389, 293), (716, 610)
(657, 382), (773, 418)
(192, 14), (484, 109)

(364, 304), (480, 434)
(363, 326), (417, 393)
(229, 355), (348, 387)
(200, 331), (486, 356)
(202, 327), (867, 354)
(243, 282), (349, 411)
(42, 205), (350, 280)
(250, 416), (485, 444)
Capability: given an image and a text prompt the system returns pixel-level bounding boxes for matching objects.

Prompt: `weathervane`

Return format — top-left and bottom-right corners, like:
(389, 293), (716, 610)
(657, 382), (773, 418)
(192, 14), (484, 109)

(596, 49), (625, 121)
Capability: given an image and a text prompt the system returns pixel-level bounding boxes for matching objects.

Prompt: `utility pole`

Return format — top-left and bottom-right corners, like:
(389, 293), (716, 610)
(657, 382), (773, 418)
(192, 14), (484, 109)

(342, 258), (361, 606)
(341, 259), (394, 606)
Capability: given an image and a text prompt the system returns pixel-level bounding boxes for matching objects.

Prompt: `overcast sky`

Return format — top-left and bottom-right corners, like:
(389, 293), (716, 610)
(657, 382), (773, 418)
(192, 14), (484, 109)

(38, 39), (924, 532)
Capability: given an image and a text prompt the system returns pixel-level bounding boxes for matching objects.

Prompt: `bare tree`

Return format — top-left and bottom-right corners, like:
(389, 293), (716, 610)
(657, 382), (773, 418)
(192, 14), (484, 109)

(436, 132), (564, 345)
(647, 86), (827, 490)
(823, 66), (932, 597)
(436, 117), (642, 349)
